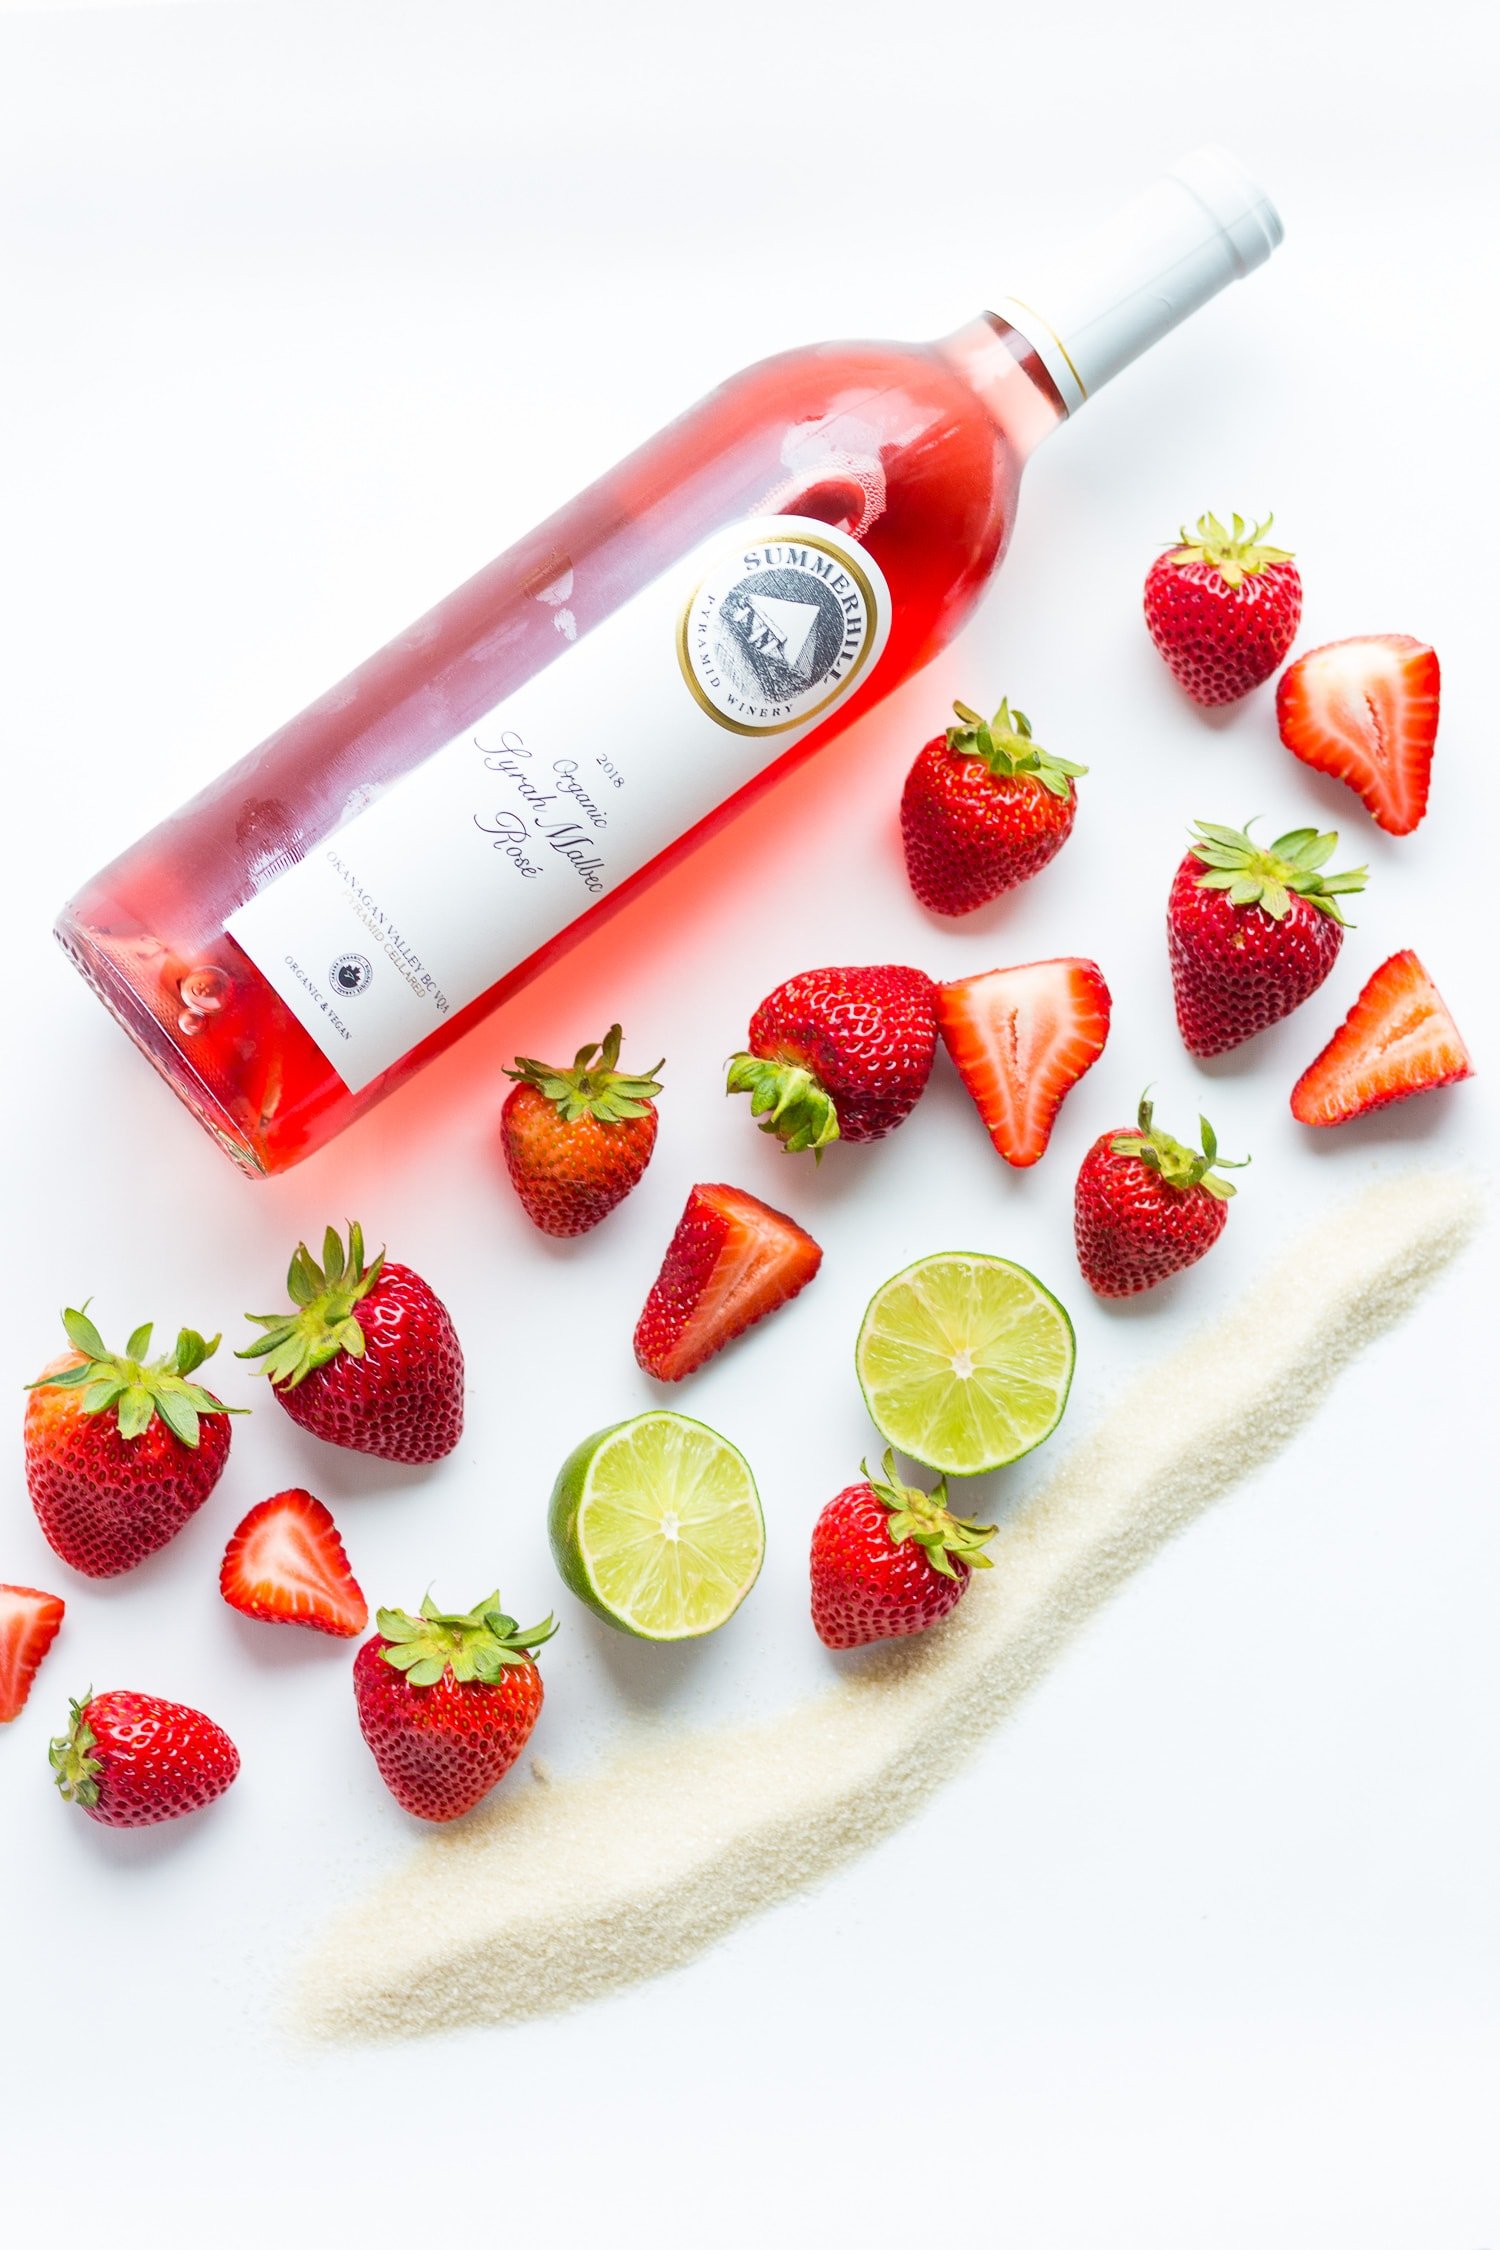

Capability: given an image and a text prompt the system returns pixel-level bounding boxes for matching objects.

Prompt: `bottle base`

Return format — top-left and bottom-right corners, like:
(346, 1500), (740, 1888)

(54, 914), (271, 1179)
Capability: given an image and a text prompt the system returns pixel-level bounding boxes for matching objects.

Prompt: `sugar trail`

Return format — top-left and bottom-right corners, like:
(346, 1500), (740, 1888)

(296, 1171), (1476, 2042)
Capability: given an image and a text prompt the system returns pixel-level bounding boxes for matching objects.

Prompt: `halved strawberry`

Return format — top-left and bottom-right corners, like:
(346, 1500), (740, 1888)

(936, 959), (1112, 1167)
(634, 1184), (823, 1381)
(0, 1585), (65, 1722)
(220, 1489), (368, 1637)
(1291, 950), (1473, 1126)
(1276, 635), (1440, 836)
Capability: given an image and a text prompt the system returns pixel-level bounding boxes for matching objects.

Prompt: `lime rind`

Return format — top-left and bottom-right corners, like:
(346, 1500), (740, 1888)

(549, 1411), (764, 1642)
(855, 1252), (1075, 1477)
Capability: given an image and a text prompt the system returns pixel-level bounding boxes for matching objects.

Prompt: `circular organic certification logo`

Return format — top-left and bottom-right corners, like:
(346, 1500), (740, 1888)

(330, 952), (374, 998)
(678, 526), (881, 736)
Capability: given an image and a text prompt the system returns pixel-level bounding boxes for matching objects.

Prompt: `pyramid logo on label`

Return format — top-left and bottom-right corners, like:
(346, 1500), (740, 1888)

(679, 523), (883, 735)
(726, 593), (822, 679)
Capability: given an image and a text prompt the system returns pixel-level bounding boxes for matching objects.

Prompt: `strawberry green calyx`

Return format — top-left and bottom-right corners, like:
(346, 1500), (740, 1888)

(725, 1054), (840, 1157)
(1168, 511), (1294, 587)
(865, 1451), (996, 1581)
(1111, 1094), (1248, 1202)
(26, 1308), (237, 1446)
(1188, 819), (1367, 926)
(376, 1593), (558, 1687)
(945, 699), (1087, 802)
(505, 1024), (663, 1123)
(49, 1693), (104, 1808)
(238, 1222), (384, 1391)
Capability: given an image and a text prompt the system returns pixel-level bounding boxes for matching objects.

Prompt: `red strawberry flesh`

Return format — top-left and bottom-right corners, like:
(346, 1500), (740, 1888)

(1290, 950), (1473, 1126)
(220, 1489), (368, 1637)
(1276, 635), (1439, 836)
(937, 958), (1111, 1166)
(0, 1586), (65, 1723)
(634, 1183), (822, 1381)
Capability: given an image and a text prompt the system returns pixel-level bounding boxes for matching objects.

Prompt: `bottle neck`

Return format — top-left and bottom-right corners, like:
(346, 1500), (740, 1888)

(987, 147), (1283, 420)
(939, 314), (1070, 463)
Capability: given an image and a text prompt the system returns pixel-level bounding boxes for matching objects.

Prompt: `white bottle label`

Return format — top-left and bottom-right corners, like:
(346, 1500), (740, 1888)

(227, 515), (889, 1093)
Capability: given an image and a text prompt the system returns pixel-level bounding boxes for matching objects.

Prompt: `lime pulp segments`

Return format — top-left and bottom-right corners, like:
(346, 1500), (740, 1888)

(548, 1411), (764, 1641)
(855, 1253), (1075, 1477)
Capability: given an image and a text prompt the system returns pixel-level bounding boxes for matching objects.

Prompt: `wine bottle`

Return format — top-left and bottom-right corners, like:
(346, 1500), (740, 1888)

(57, 147), (1282, 1176)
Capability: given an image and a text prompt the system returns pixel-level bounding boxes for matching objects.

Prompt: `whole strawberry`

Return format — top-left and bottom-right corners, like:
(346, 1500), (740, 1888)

(239, 1223), (463, 1463)
(353, 1592), (557, 1822)
(1168, 820), (1368, 1057)
(501, 1024), (662, 1237)
(727, 963), (937, 1154)
(1144, 512), (1302, 705)
(50, 1689), (240, 1826)
(1075, 1095), (1247, 1299)
(901, 699), (1086, 916)
(811, 1453), (995, 1650)
(25, 1311), (238, 1578)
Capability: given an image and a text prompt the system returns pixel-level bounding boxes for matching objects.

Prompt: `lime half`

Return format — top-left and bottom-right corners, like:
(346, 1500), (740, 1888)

(855, 1253), (1075, 1477)
(548, 1411), (764, 1641)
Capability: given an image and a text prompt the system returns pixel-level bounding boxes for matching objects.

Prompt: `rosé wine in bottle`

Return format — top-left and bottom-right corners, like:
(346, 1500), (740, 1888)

(57, 149), (1281, 1175)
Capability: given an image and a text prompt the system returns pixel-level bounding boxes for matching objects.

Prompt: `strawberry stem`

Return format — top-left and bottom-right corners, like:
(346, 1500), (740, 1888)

(238, 1221), (385, 1390)
(1168, 511), (1294, 587)
(505, 1025), (663, 1124)
(725, 1053), (840, 1158)
(864, 1451), (996, 1580)
(1110, 1093), (1248, 1202)
(375, 1593), (558, 1687)
(27, 1309), (238, 1447)
(1187, 819), (1367, 927)
(945, 699), (1086, 802)
(49, 1693), (104, 1808)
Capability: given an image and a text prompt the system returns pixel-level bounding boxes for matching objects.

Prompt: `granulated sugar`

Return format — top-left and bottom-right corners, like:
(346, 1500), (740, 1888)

(295, 1171), (1476, 2042)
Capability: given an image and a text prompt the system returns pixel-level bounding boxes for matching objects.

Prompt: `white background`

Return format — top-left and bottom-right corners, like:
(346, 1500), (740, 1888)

(0, 3), (1495, 2243)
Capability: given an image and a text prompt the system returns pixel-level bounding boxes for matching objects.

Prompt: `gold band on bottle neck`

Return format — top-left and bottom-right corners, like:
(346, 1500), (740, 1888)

(997, 297), (1089, 407)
